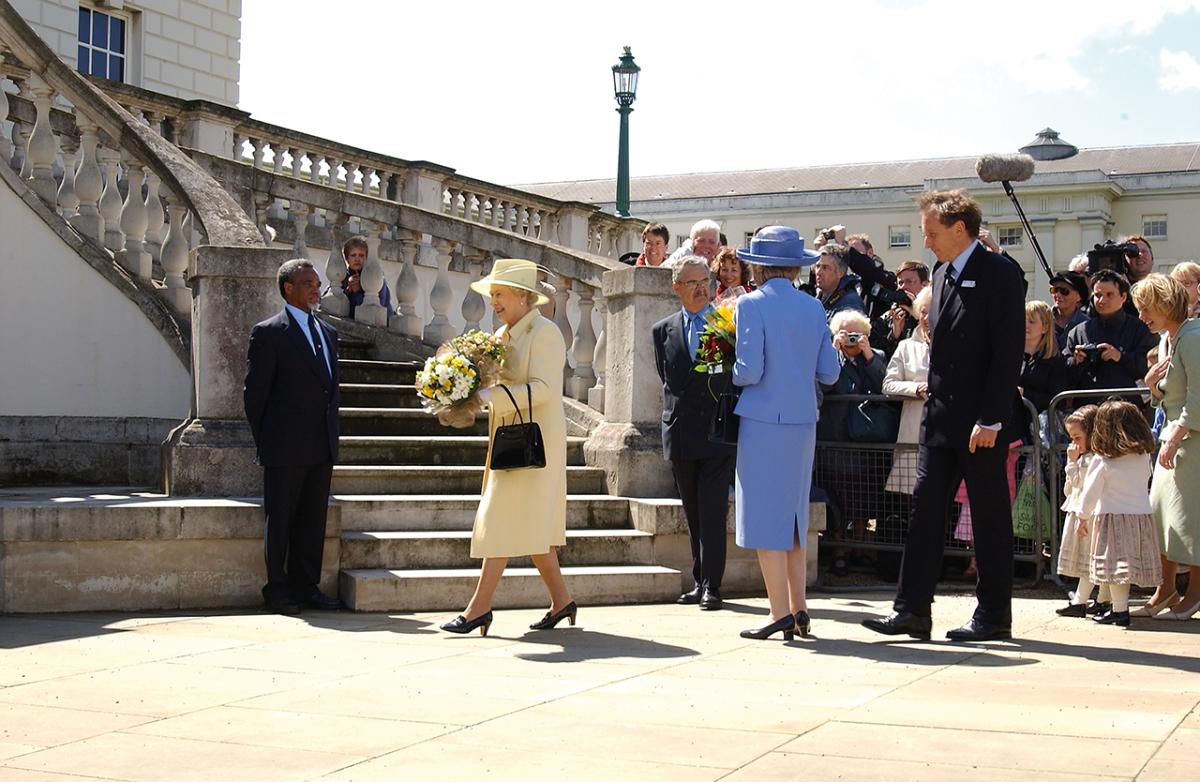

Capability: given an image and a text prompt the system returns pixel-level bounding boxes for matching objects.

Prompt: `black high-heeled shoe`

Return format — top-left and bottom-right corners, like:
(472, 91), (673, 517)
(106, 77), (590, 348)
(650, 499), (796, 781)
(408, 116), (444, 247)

(794, 611), (811, 638)
(440, 611), (493, 636)
(530, 601), (577, 630)
(739, 614), (796, 641)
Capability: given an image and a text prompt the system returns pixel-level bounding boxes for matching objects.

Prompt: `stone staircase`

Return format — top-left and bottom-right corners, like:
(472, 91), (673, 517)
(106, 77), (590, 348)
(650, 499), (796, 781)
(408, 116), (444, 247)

(331, 339), (682, 611)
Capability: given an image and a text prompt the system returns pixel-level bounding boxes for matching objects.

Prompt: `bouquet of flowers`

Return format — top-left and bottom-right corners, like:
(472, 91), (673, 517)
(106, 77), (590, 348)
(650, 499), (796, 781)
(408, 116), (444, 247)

(693, 300), (737, 374)
(416, 329), (507, 428)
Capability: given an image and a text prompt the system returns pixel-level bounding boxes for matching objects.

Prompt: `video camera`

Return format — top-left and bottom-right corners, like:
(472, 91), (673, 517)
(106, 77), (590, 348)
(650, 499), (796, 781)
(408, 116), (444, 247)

(1086, 240), (1139, 277)
(869, 283), (912, 308)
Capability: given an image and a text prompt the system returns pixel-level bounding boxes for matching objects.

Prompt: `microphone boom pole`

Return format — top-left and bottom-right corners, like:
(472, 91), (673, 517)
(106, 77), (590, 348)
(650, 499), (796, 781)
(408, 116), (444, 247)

(1001, 180), (1053, 280)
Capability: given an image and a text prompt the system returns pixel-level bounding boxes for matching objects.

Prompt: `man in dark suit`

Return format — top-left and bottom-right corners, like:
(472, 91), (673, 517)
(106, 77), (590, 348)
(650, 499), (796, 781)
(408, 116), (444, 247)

(652, 256), (737, 611)
(244, 259), (342, 614)
(863, 190), (1024, 642)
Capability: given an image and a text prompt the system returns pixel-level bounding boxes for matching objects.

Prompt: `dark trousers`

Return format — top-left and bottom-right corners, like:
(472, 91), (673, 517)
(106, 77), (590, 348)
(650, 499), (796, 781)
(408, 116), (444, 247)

(262, 462), (334, 601)
(670, 454), (736, 590)
(894, 443), (1013, 624)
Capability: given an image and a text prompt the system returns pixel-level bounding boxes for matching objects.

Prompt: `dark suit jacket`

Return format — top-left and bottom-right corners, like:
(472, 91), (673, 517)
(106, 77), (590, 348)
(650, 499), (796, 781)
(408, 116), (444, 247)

(244, 308), (341, 467)
(652, 309), (736, 462)
(924, 243), (1025, 449)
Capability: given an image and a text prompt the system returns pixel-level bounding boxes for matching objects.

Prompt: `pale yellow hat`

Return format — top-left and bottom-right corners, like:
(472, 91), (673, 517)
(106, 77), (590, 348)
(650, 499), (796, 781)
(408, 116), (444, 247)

(469, 258), (551, 305)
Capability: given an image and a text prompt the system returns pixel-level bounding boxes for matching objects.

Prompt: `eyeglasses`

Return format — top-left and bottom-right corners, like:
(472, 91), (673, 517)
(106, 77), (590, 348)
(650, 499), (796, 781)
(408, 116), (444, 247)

(1050, 286), (1072, 296)
(678, 278), (710, 288)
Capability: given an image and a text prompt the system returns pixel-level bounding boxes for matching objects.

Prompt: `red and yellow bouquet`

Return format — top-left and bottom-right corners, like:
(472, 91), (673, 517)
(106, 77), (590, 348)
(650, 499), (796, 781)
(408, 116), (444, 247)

(693, 301), (737, 374)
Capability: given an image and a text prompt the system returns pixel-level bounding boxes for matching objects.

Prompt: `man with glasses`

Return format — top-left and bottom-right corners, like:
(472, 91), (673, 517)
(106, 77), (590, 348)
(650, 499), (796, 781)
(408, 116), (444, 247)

(652, 256), (736, 611)
(1125, 234), (1155, 284)
(1049, 270), (1089, 349)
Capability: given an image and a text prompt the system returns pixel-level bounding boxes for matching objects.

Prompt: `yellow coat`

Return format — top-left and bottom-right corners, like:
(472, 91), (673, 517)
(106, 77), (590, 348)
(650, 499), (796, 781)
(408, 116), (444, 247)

(470, 309), (568, 558)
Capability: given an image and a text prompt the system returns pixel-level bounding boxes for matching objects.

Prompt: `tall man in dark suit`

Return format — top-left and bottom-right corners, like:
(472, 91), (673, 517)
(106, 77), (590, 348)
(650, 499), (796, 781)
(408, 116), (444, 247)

(244, 259), (343, 614)
(652, 256), (737, 611)
(863, 190), (1025, 642)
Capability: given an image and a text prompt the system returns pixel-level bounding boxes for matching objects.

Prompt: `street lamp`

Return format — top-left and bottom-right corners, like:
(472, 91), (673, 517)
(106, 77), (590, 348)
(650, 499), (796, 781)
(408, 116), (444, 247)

(611, 46), (640, 217)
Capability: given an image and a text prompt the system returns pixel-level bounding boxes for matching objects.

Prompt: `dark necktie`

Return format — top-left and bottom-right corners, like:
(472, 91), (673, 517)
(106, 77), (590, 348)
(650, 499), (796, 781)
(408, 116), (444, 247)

(940, 267), (956, 309)
(307, 315), (331, 381)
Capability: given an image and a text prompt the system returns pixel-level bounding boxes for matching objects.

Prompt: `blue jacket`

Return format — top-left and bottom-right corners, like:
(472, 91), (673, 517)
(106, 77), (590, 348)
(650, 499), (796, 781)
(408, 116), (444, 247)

(821, 273), (865, 322)
(733, 278), (840, 424)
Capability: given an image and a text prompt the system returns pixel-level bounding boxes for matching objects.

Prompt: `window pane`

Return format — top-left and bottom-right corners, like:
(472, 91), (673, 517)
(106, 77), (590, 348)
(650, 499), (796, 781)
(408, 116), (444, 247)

(92, 51), (107, 78)
(110, 55), (124, 82)
(77, 45), (89, 73)
(94, 11), (108, 49)
(110, 17), (125, 55)
(78, 8), (90, 41)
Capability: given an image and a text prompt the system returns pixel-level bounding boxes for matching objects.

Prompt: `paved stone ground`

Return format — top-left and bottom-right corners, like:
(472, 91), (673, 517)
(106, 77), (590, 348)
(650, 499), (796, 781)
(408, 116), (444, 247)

(0, 593), (1197, 781)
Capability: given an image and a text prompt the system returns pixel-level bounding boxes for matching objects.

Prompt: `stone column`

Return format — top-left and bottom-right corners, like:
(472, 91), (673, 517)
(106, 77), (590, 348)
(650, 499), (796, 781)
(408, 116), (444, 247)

(165, 245), (294, 496)
(400, 165), (451, 211)
(583, 265), (679, 497)
(1079, 217), (1107, 257)
(555, 203), (594, 251)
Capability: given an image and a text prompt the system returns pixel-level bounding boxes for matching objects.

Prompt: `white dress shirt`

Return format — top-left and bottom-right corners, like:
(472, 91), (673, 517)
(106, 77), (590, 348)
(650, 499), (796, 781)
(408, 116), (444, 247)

(285, 303), (333, 376)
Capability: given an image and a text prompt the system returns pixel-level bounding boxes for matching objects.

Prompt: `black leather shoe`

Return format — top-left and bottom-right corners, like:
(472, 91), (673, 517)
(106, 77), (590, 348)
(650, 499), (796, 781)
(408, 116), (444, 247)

(700, 588), (722, 611)
(739, 614), (796, 641)
(677, 586), (703, 605)
(441, 611), (494, 636)
(264, 597), (301, 615)
(295, 590), (342, 610)
(1086, 600), (1112, 616)
(530, 601), (577, 630)
(862, 611), (932, 640)
(794, 611), (811, 638)
(1093, 608), (1130, 627)
(1055, 602), (1087, 617)
(946, 617), (1012, 642)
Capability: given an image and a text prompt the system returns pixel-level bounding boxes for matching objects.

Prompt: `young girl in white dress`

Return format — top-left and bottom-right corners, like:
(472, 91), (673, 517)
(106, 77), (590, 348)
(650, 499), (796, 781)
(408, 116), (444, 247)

(1055, 405), (1112, 617)
(1073, 400), (1163, 627)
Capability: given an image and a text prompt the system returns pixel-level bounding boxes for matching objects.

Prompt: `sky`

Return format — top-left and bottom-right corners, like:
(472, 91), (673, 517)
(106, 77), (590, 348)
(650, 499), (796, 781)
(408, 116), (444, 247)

(239, 0), (1200, 188)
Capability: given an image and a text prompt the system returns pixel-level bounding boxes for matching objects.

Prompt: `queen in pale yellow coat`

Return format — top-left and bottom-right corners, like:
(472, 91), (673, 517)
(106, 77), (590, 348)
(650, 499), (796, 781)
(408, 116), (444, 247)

(440, 259), (576, 637)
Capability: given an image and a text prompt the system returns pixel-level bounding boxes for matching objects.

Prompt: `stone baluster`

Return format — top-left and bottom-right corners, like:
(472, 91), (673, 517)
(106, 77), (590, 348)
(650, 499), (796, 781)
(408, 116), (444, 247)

(267, 145), (286, 219)
(360, 167), (375, 196)
(520, 205), (533, 236)
(232, 133), (246, 161)
(542, 211), (560, 246)
(553, 277), (573, 382)
(290, 201), (309, 258)
(290, 148), (304, 178)
(355, 223), (387, 326)
(309, 153), (323, 184)
(477, 195), (490, 224)
(570, 283), (597, 400)
(182, 209), (200, 249)
(70, 122), (103, 243)
(117, 159), (150, 279)
(424, 238), (457, 345)
(588, 291), (607, 411)
(250, 138), (265, 169)
(98, 148), (124, 253)
(160, 197), (190, 315)
(342, 162), (358, 192)
(325, 158), (340, 188)
(378, 170), (395, 201)
(0, 69), (11, 165)
(56, 137), (79, 218)
(252, 191), (272, 244)
(143, 171), (166, 264)
(25, 79), (58, 203)
(469, 193), (483, 222)
(461, 248), (487, 332)
(491, 199), (505, 229)
(320, 212), (349, 316)
(391, 230), (423, 338)
(528, 209), (543, 240)
(447, 188), (462, 218)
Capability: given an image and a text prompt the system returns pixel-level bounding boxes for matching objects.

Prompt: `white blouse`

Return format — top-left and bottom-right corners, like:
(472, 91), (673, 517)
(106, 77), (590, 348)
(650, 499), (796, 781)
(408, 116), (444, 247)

(1077, 453), (1153, 518)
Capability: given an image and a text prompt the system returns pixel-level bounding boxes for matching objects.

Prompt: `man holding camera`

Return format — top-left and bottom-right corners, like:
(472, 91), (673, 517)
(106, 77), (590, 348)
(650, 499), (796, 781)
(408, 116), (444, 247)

(1125, 234), (1155, 284)
(869, 260), (930, 361)
(1063, 268), (1156, 393)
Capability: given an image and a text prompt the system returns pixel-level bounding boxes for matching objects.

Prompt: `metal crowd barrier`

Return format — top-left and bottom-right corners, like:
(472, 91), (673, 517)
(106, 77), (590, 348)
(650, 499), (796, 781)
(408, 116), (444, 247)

(813, 393), (1044, 589)
(1044, 387), (1152, 587)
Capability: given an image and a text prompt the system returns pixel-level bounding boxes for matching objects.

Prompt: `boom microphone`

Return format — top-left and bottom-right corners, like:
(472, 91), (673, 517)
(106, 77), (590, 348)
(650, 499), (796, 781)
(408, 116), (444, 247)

(976, 153), (1035, 184)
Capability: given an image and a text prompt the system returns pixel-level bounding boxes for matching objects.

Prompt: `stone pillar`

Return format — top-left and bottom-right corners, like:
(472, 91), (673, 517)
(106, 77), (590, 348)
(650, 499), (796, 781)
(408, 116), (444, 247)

(401, 166), (450, 212)
(165, 245), (294, 496)
(1079, 217), (1107, 257)
(555, 204), (593, 251)
(177, 106), (247, 157)
(583, 265), (679, 497)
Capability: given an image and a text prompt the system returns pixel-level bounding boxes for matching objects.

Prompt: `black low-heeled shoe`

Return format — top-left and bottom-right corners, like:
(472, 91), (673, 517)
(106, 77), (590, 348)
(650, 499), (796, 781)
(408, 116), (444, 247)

(794, 611), (811, 638)
(1056, 602), (1087, 617)
(1093, 608), (1130, 627)
(1086, 600), (1111, 616)
(740, 614), (796, 641)
(440, 611), (493, 636)
(530, 601), (577, 630)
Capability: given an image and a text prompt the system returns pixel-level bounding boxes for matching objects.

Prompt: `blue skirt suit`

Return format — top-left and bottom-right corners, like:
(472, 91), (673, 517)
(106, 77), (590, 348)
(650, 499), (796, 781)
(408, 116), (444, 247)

(733, 278), (841, 550)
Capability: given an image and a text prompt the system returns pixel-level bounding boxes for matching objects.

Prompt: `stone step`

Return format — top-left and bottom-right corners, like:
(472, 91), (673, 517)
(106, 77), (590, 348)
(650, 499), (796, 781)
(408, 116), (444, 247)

(340, 564), (683, 611)
(330, 465), (608, 495)
(337, 435), (587, 466)
(339, 407), (489, 436)
(341, 528), (656, 570)
(338, 359), (419, 385)
(339, 383), (422, 408)
(338, 340), (374, 361)
(333, 494), (632, 532)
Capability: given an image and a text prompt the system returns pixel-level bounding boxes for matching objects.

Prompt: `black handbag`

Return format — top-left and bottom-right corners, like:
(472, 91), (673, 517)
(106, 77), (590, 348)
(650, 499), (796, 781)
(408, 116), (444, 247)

(488, 384), (547, 470)
(708, 378), (740, 445)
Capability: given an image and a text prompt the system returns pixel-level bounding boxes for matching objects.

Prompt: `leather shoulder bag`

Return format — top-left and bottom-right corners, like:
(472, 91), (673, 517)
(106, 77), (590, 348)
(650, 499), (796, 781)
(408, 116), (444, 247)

(488, 384), (547, 470)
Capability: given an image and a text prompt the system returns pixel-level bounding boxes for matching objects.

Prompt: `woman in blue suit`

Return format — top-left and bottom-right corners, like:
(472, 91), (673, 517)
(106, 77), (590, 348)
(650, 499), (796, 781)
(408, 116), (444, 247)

(733, 226), (840, 640)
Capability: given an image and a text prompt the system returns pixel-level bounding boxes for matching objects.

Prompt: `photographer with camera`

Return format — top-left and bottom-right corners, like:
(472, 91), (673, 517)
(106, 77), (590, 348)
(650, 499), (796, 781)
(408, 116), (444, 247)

(1063, 269), (1157, 394)
(1125, 234), (1155, 284)
(869, 260), (930, 362)
(813, 244), (865, 322)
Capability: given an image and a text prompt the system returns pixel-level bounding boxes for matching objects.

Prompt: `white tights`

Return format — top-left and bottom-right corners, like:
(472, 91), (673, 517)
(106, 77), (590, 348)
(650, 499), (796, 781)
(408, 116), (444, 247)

(1072, 577), (1112, 606)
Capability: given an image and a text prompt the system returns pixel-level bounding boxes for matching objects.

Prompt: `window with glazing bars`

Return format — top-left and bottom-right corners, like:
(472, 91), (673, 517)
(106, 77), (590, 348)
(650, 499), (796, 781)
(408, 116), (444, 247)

(77, 7), (126, 82)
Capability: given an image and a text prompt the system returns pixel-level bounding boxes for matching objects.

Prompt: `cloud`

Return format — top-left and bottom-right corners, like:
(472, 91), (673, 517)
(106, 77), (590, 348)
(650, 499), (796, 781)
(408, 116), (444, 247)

(1159, 49), (1200, 91)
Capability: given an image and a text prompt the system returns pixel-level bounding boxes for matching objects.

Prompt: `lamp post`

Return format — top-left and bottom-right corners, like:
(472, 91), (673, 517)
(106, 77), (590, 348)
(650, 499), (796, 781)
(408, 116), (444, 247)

(611, 46), (640, 217)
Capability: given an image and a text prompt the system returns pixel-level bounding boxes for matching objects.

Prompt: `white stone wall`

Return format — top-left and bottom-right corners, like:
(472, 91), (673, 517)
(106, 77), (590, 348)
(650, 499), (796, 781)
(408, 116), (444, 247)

(0, 175), (192, 419)
(11, 0), (240, 105)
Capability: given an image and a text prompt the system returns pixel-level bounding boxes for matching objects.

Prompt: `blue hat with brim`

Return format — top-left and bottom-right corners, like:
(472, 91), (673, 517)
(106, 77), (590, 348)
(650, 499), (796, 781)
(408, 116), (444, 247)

(736, 225), (819, 266)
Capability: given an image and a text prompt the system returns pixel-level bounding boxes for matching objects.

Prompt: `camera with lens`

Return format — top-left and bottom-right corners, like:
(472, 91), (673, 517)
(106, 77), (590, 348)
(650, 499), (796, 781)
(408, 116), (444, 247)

(819, 224), (845, 242)
(1086, 240), (1139, 277)
(845, 332), (864, 346)
(1076, 343), (1103, 363)
(869, 283), (912, 308)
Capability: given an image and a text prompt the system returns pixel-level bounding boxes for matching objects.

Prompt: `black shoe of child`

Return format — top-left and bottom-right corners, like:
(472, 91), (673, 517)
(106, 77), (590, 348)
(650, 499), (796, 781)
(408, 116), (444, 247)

(1055, 603), (1087, 617)
(1086, 600), (1111, 616)
(1093, 609), (1130, 627)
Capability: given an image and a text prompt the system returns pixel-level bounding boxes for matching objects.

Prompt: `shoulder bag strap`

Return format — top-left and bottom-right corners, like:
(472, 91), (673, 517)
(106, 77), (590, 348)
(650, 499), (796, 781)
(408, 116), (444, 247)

(496, 385), (524, 425)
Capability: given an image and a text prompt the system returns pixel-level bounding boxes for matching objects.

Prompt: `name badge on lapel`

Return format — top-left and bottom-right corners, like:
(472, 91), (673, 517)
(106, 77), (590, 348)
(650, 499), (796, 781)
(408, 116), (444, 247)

(961, 280), (976, 288)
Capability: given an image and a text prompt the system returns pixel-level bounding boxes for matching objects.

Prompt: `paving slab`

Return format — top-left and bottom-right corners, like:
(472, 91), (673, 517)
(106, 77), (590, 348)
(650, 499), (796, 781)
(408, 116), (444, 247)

(0, 592), (1196, 781)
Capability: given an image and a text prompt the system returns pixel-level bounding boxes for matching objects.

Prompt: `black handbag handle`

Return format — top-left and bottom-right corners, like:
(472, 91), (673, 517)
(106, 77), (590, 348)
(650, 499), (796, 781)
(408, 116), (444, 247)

(495, 384), (533, 425)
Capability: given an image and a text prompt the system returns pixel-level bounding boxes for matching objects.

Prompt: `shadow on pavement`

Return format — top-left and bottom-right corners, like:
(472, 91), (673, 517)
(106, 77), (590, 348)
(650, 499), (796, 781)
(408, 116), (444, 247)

(510, 628), (701, 663)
